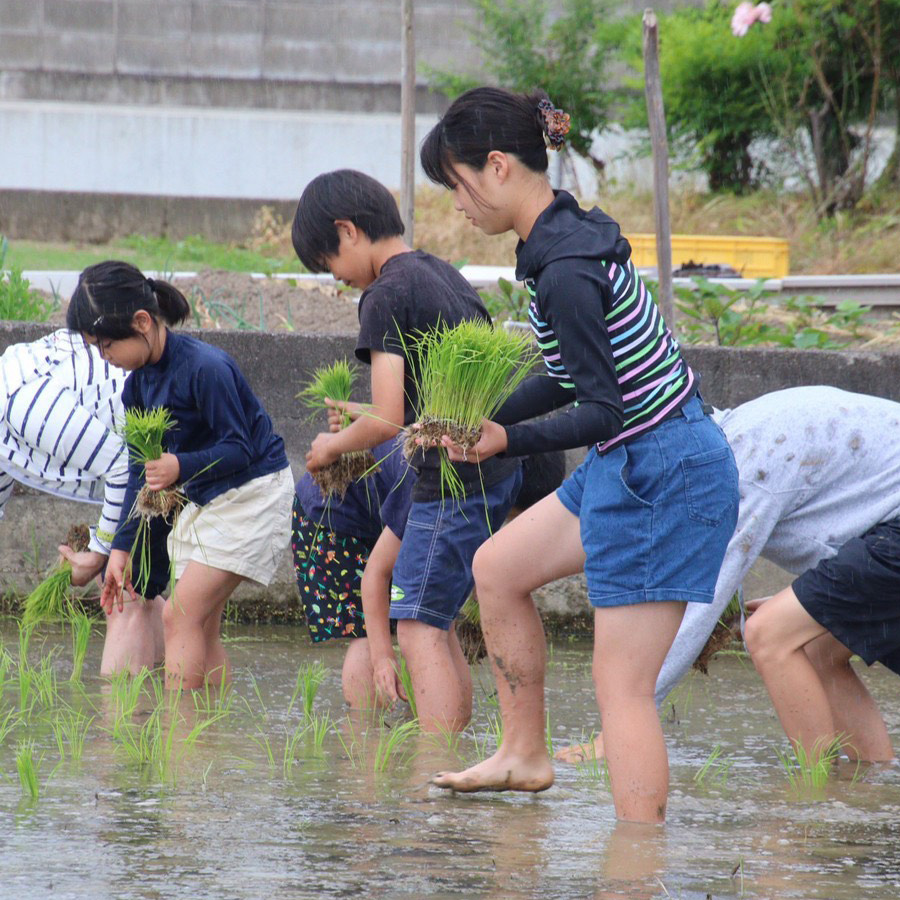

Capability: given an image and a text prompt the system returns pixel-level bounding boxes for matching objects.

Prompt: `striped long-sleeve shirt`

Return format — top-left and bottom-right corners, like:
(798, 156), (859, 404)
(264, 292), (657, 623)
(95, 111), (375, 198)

(0, 330), (128, 554)
(497, 191), (694, 457)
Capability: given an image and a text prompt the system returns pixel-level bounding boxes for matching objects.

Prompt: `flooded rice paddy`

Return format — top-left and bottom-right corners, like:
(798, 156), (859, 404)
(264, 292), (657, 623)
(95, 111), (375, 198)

(1, 621), (898, 900)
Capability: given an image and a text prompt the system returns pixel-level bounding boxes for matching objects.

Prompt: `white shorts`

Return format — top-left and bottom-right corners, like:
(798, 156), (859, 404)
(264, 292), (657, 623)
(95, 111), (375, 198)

(168, 466), (294, 586)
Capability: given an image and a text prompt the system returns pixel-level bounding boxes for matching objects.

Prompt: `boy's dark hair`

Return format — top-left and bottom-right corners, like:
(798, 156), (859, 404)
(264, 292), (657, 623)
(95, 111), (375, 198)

(66, 260), (189, 340)
(291, 169), (405, 273)
(421, 87), (551, 191)
(512, 451), (567, 513)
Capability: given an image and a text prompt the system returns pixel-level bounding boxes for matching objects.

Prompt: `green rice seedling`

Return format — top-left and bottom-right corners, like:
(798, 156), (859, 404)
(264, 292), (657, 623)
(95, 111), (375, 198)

(108, 667), (152, 739)
(400, 319), (539, 502)
(694, 743), (734, 787)
(306, 711), (332, 757)
(373, 719), (419, 773)
(297, 360), (378, 498)
(15, 739), (42, 800)
(287, 660), (327, 721)
(485, 711), (504, 751)
(545, 708), (554, 757)
(33, 653), (60, 710)
(243, 671), (269, 720)
(334, 717), (364, 769)
(120, 407), (185, 594)
(22, 563), (74, 628)
(191, 670), (234, 719)
(397, 653), (417, 720)
(429, 720), (464, 760)
(52, 709), (95, 763)
(0, 708), (20, 747)
(776, 735), (846, 792)
(282, 720), (308, 779)
(17, 658), (35, 717)
(252, 725), (277, 771)
(69, 613), (93, 683)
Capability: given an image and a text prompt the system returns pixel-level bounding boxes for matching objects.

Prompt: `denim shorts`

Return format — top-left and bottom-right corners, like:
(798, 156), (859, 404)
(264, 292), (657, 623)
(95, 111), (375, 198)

(557, 396), (738, 608)
(390, 466), (523, 629)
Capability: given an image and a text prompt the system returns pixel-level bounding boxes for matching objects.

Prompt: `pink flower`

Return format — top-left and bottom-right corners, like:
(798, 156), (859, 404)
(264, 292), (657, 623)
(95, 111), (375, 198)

(731, 2), (772, 37)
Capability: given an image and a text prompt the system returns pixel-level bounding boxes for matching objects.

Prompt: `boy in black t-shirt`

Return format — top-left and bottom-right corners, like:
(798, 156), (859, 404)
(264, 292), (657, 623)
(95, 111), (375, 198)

(292, 170), (522, 731)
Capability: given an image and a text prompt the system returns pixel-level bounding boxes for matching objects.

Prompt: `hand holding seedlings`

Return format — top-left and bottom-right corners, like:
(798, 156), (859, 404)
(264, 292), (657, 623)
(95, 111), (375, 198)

(305, 431), (341, 472)
(100, 549), (138, 614)
(439, 418), (509, 464)
(144, 452), (180, 491)
(372, 655), (408, 706)
(325, 397), (365, 432)
(57, 545), (108, 587)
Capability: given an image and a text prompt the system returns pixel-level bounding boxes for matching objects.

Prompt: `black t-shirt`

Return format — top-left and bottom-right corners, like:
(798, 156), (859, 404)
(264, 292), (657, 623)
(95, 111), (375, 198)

(355, 249), (519, 500)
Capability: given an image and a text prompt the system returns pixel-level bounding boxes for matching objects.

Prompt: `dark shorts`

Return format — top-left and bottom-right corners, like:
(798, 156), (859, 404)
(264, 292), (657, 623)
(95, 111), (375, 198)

(110, 516), (171, 600)
(794, 517), (900, 675)
(292, 497), (376, 642)
(389, 466), (523, 630)
(557, 396), (739, 608)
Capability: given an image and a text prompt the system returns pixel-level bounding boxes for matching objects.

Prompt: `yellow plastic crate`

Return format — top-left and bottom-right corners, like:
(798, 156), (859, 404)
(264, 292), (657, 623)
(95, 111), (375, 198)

(626, 233), (790, 278)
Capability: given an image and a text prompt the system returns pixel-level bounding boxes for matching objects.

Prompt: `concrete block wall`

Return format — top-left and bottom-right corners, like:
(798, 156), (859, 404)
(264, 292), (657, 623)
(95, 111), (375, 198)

(2, 320), (899, 621)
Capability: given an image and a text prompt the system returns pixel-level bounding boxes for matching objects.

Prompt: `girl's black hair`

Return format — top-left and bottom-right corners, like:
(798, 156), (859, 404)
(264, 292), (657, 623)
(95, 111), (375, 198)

(65, 260), (189, 340)
(291, 169), (405, 273)
(421, 87), (551, 189)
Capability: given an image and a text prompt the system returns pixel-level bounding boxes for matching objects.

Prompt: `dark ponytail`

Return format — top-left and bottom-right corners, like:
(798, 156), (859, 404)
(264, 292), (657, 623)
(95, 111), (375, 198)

(420, 87), (557, 189)
(66, 260), (189, 340)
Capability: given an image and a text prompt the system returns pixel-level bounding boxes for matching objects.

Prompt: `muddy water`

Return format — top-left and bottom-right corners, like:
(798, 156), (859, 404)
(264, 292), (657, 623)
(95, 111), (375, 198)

(1, 623), (898, 900)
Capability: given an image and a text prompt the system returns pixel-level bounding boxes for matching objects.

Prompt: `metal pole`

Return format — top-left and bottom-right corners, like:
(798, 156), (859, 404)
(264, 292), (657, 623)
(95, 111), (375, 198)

(400, 0), (416, 245)
(642, 9), (675, 327)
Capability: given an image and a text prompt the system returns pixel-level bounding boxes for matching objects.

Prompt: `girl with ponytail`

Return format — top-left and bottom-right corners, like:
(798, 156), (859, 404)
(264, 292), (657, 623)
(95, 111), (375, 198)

(68, 261), (293, 691)
(420, 87), (739, 823)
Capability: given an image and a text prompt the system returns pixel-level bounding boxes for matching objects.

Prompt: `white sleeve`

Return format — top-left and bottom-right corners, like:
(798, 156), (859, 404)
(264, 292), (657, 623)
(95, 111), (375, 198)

(0, 472), (14, 520)
(654, 482), (785, 706)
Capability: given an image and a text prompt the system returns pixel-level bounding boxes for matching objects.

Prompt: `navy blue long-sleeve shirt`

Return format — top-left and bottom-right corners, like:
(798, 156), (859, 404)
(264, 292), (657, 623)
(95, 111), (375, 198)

(112, 331), (288, 551)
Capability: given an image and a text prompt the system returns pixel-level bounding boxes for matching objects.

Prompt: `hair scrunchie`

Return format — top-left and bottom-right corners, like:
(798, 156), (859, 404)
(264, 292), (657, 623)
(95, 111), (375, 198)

(537, 99), (571, 151)
(145, 277), (157, 292)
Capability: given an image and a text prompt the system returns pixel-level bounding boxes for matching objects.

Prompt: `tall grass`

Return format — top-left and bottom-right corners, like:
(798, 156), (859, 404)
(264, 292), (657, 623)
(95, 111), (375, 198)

(401, 319), (538, 501)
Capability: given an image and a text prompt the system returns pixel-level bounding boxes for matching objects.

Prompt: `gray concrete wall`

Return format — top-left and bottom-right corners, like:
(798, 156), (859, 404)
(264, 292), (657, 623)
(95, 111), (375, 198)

(3, 321), (897, 621)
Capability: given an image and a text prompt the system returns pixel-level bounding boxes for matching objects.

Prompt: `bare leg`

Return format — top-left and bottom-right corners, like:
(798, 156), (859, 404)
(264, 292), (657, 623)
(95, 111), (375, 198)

(448, 625), (473, 708)
(594, 602), (685, 823)
(342, 637), (381, 709)
(162, 562), (243, 691)
(432, 492), (585, 792)
(744, 587), (838, 759)
(100, 595), (165, 676)
(804, 632), (895, 762)
(397, 619), (472, 732)
(202, 598), (230, 687)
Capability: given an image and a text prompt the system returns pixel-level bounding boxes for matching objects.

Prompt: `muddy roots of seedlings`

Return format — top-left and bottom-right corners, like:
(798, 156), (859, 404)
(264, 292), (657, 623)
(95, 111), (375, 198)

(65, 524), (91, 553)
(693, 618), (741, 675)
(457, 619), (487, 664)
(402, 418), (481, 461)
(311, 450), (378, 500)
(135, 485), (186, 521)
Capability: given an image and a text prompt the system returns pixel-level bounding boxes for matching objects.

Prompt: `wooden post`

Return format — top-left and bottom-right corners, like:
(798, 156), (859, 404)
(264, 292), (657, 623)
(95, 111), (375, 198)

(642, 9), (675, 327)
(400, 0), (416, 245)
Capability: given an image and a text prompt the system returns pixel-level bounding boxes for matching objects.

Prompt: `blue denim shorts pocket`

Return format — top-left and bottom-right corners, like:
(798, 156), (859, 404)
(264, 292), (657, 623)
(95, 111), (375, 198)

(682, 447), (738, 527)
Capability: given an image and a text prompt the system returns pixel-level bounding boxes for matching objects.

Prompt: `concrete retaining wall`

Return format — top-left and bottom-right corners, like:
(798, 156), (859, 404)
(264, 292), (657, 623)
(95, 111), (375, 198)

(2, 321), (898, 621)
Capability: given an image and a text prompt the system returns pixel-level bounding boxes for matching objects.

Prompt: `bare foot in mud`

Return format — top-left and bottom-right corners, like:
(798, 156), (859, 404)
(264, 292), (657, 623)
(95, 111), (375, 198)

(554, 733), (605, 764)
(432, 749), (555, 793)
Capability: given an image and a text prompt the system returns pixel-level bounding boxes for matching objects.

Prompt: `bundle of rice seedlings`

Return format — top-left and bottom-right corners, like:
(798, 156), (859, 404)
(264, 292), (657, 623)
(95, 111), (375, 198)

(402, 319), (539, 500)
(297, 359), (378, 499)
(22, 524), (91, 628)
(121, 407), (185, 593)
(456, 592), (486, 664)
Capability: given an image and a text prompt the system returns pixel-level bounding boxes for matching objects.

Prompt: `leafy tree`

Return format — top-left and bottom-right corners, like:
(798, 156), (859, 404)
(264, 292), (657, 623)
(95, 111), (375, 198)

(426, 0), (624, 173)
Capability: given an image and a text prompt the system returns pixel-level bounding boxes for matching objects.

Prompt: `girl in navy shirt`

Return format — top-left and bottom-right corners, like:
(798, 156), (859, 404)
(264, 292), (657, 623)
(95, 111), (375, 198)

(420, 87), (739, 823)
(67, 261), (292, 691)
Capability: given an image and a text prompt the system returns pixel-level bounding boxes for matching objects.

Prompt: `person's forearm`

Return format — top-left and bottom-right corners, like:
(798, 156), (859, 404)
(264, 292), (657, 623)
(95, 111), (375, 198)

(331, 414), (401, 456)
(361, 577), (395, 662)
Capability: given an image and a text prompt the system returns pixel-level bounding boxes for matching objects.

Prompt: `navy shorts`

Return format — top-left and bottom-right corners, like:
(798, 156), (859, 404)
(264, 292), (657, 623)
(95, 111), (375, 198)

(557, 396), (739, 608)
(794, 517), (900, 675)
(389, 466), (523, 629)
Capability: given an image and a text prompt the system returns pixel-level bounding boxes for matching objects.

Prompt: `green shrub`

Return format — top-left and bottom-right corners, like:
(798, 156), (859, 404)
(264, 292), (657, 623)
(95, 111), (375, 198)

(0, 236), (54, 322)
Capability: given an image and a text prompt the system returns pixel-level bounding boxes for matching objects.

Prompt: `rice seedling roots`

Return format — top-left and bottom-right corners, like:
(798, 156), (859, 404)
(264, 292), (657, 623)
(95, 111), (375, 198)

(457, 619), (486, 664)
(65, 524), (91, 553)
(693, 618), (741, 675)
(311, 451), (378, 500)
(402, 419), (480, 460)
(136, 485), (186, 521)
